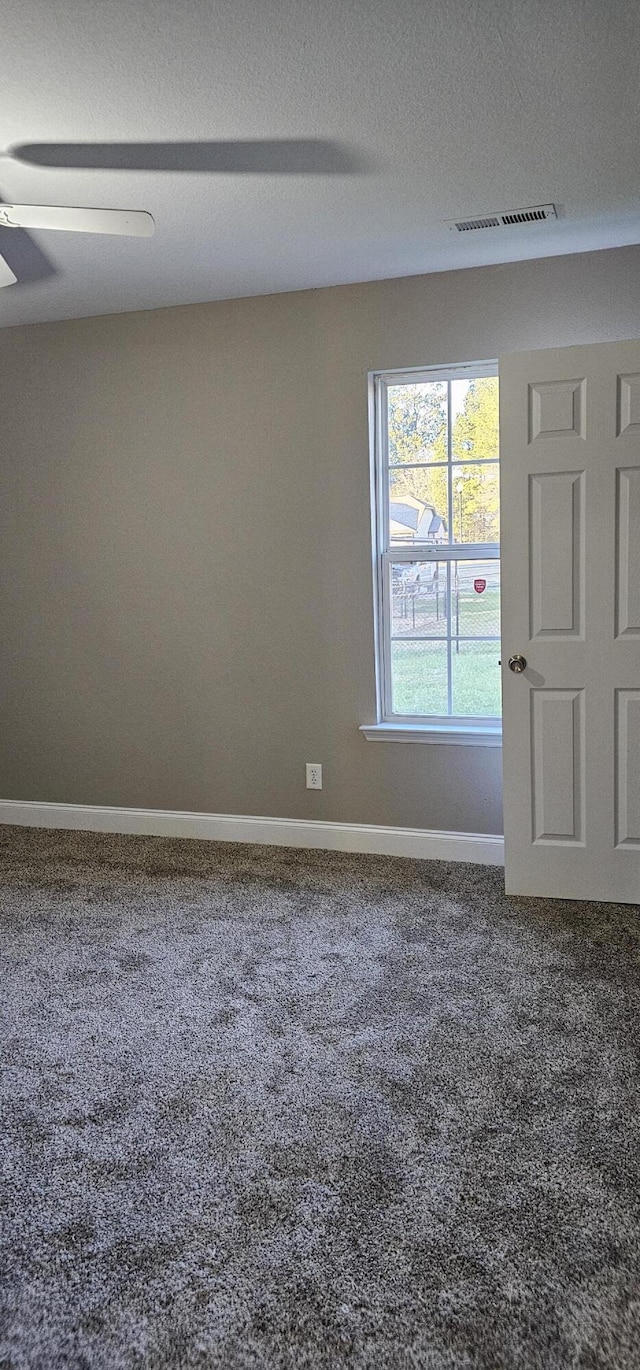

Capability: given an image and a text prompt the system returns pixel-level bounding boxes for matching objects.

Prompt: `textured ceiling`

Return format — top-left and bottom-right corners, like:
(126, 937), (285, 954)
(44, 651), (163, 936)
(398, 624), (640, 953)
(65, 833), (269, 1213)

(1, 0), (639, 326)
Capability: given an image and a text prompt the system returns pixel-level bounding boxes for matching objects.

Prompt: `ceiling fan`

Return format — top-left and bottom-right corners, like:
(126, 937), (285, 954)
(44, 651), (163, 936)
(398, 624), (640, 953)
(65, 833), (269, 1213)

(0, 138), (359, 287)
(0, 202), (154, 286)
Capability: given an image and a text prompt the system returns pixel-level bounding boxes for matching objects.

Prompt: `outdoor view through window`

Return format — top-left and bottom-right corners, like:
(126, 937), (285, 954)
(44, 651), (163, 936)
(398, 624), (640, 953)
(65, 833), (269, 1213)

(375, 365), (500, 723)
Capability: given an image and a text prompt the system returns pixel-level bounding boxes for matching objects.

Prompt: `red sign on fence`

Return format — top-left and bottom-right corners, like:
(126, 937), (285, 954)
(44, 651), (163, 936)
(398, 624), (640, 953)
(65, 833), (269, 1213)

(474, 578), (487, 594)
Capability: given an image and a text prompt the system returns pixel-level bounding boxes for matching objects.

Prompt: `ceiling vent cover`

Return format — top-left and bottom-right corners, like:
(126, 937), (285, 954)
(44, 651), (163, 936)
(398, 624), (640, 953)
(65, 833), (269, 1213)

(448, 204), (557, 232)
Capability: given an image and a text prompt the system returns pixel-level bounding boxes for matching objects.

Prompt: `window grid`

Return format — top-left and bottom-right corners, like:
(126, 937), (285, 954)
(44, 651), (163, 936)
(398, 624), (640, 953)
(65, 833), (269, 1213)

(373, 363), (500, 727)
(389, 457), (499, 471)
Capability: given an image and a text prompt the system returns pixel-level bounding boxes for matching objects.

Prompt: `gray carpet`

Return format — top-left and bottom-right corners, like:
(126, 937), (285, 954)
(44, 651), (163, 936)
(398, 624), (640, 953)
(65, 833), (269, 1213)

(1, 827), (640, 1370)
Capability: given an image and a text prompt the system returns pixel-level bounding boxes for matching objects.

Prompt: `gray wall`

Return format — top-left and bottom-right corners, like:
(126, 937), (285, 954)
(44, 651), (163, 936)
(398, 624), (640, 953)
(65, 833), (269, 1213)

(2, 245), (640, 834)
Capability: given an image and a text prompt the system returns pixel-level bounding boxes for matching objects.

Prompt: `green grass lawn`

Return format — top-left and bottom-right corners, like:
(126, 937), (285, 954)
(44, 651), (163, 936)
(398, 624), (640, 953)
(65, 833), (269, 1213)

(394, 578), (504, 717)
(391, 635), (501, 717)
(390, 579), (501, 716)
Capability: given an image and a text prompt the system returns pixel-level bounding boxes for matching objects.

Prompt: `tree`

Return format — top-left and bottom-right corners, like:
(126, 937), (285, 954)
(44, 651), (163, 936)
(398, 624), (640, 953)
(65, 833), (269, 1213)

(387, 381), (446, 465)
(452, 376), (498, 462)
(386, 374), (499, 544)
(387, 382), (448, 530)
(450, 378), (499, 542)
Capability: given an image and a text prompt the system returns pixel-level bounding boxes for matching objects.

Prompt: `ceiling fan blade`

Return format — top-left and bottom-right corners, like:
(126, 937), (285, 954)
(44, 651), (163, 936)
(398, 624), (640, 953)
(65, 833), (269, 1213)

(12, 139), (358, 174)
(0, 204), (154, 236)
(0, 250), (17, 286)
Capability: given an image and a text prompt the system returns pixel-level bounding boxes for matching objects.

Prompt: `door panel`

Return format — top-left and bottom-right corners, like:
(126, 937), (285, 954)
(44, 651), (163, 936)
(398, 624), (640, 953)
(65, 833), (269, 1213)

(531, 688), (584, 845)
(615, 690), (640, 848)
(500, 339), (640, 903)
(529, 471), (584, 638)
(615, 467), (640, 636)
(528, 377), (586, 441)
(617, 373), (640, 435)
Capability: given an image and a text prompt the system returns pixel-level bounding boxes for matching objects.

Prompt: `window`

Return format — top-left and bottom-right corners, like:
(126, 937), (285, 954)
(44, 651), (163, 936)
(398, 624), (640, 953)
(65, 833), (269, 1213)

(366, 361), (501, 741)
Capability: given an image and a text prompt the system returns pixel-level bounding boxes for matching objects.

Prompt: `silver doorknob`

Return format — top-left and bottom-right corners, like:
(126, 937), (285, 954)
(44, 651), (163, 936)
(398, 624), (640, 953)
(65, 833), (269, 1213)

(508, 654), (527, 673)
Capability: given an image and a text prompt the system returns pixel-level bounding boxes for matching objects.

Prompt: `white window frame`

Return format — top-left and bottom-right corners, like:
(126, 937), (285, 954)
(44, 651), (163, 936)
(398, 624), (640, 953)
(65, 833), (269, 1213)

(362, 359), (502, 746)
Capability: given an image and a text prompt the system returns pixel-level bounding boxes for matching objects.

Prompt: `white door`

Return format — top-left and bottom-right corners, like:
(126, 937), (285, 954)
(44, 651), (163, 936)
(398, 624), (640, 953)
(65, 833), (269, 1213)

(500, 339), (640, 903)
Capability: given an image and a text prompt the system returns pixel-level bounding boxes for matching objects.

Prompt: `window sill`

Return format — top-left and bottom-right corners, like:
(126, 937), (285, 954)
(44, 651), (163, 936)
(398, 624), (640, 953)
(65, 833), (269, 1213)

(359, 723), (502, 747)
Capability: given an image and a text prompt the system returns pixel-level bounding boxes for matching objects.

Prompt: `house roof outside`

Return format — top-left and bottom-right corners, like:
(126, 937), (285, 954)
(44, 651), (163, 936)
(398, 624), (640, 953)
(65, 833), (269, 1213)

(390, 501), (421, 532)
(390, 496), (447, 544)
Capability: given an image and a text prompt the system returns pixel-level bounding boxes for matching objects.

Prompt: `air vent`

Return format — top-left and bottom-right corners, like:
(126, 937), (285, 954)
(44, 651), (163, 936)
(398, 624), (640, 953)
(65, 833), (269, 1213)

(448, 204), (557, 233)
(455, 216), (501, 233)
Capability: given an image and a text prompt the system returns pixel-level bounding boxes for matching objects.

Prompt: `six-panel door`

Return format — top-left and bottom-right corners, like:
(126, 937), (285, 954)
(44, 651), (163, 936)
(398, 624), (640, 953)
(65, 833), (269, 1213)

(500, 340), (640, 903)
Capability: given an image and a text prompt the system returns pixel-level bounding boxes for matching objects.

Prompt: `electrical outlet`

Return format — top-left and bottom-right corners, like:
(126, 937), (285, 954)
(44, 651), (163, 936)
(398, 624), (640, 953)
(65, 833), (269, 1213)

(306, 763), (322, 790)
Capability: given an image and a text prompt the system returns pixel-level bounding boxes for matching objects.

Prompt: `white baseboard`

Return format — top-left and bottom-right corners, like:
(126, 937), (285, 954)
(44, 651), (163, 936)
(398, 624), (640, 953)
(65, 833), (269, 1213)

(0, 800), (504, 865)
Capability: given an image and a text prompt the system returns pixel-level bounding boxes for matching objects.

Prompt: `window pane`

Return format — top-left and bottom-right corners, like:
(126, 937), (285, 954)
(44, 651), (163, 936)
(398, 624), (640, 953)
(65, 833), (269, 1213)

(451, 463), (499, 544)
(378, 366), (501, 724)
(451, 640), (501, 717)
(387, 380), (447, 466)
(389, 466), (448, 546)
(391, 562), (448, 637)
(451, 375), (499, 461)
(451, 560), (500, 637)
(391, 640), (448, 716)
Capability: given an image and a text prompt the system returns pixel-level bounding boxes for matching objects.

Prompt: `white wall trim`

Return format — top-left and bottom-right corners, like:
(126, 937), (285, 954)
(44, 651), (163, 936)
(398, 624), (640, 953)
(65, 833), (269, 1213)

(360, 723), (502, 747)
(0, 800), (504, 865)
